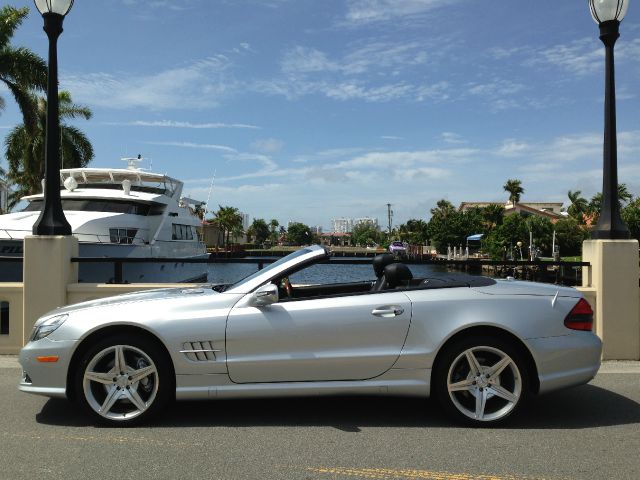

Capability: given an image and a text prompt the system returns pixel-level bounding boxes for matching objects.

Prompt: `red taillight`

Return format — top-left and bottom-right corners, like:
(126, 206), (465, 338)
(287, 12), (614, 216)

(564, 298), (594, 331)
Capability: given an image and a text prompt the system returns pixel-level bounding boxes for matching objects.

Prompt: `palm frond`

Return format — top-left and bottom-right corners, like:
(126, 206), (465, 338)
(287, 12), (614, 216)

(0, 6), (29, 50)
(0, 47), (47, 91)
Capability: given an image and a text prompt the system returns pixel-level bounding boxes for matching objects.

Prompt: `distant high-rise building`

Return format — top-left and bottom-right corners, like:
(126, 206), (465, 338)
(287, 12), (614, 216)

(331, 218), (353, 233)
(241, 213), (250, 231)
(331, 217), (378, 233)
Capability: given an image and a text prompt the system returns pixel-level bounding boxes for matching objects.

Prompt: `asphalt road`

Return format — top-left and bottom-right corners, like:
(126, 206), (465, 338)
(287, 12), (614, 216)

(1, 357), (639, 480)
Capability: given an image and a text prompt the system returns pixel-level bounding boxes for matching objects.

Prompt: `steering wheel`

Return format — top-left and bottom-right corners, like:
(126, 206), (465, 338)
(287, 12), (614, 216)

(280, 277), (293, 298)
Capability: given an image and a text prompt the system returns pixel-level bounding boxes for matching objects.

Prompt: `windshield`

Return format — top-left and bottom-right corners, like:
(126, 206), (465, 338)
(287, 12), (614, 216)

(228, 248), (318, 290)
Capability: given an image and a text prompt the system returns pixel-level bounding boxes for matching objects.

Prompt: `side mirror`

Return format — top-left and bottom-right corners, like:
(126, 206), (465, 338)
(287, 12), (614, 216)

(251, 283), (279, 306)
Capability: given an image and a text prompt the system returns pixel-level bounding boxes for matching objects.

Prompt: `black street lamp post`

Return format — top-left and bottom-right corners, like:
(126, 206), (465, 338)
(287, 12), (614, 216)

(32, 0), (74, 236)
(589, 0), (630, 239)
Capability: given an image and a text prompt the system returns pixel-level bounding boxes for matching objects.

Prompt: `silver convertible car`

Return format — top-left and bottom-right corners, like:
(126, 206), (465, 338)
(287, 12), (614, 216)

(19, 245), (602, 426)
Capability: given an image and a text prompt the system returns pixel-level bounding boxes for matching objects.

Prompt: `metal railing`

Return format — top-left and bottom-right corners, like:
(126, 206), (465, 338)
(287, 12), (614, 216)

(69, 256), (590, 285)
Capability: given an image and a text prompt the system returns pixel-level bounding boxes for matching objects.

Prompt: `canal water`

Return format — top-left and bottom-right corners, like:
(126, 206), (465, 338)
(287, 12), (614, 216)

(207, 262), (448, 285)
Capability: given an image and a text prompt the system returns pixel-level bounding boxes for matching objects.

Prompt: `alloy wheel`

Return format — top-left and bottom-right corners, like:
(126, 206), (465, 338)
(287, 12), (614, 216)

(82, 344), (159, 421)
(446, 346), (522, 422)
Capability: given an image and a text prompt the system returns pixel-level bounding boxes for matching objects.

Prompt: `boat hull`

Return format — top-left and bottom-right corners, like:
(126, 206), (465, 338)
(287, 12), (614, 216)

(0, 240), (208, 284)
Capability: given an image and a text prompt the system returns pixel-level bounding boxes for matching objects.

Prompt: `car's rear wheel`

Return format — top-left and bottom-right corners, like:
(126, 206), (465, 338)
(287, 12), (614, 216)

(74, 334), (172, 426)
(434, 336), (529, 426)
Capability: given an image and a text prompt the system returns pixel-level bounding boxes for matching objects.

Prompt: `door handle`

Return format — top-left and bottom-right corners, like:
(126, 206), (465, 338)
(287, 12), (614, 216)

(371, 306), (404, 317)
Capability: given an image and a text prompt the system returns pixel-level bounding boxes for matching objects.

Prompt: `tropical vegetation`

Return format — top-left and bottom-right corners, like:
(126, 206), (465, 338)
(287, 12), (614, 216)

(0, 6), (47, 133)
(1, 6), (94, 209)
(4, 91), (94, 207)
(210, 205), (244, 249)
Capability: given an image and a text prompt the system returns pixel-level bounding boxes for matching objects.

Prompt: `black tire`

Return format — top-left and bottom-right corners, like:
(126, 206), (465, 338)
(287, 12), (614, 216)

(434, 335), (530, 426)
(74, 333), (173, 426)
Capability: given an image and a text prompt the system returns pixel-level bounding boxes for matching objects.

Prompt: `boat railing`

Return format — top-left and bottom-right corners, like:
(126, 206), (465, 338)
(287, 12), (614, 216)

(0, 228), (29, 240)
(0, 228), (150, 245)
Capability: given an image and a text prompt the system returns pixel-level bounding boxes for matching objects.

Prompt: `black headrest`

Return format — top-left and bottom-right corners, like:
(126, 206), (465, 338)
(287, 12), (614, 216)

(383, 263), (413, 288)
(373, 254), (395, 278)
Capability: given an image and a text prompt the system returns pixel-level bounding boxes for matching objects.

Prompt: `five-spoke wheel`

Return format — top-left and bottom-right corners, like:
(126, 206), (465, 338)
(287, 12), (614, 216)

(435, 337), (529, 425)
(75, 335), (172, 425)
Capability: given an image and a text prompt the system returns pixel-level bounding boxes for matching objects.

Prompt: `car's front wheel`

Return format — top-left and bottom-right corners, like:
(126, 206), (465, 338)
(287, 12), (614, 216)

(74, 334), (173, 426)
(434, 336), (529, 426)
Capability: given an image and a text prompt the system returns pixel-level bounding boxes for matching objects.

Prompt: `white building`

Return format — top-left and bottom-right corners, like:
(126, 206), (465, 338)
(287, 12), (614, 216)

(241, 213), (250, 231)
(331, 218), (353, 234)
(331, 217), (378, 233)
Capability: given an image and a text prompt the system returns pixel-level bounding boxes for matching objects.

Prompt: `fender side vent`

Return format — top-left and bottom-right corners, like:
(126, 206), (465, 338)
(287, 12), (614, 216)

(180, 341), (221, 362)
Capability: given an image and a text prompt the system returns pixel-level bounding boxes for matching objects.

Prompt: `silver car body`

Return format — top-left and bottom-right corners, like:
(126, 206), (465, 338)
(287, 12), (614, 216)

(19, 245), (601, 404)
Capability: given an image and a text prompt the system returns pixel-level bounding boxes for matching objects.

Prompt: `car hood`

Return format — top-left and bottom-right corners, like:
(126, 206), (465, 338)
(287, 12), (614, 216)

(473, 279), (580, 297)
(51, 286), (221, 315)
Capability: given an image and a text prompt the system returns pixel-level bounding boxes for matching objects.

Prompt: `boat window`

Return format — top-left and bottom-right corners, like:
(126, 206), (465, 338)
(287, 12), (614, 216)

(23, 199), (151, 215)
(109, 228), (139, 244)
(172, 224), (194, 241)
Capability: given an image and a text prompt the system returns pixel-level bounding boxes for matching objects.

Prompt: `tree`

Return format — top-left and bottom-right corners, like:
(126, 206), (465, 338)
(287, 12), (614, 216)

(503, 179), (524, 205)
(554, 217), (590, 257)
(525, 216), (554, 256)
(397, 219), (428, 245)
(247, 218), (270, 244)
(211, 205), (243, 248)
(4, 91), (93, 206)
(351, 223), (382, 247)
(481, 204), (505, 232)
(0, 6), (47, 133)
(622, 198), (640, 241)
(482, 213), (529, 260)
(587, 183), (633, 224)
(286, 222), (313, 245)
(426, 201), (485, 253)
(269, 218), (279, 243)
(567, 190), (589, 224)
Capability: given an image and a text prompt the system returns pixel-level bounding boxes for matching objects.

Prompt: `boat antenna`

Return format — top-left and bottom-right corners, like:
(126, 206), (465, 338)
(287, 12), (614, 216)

(205, 170), (216, 217)
(121, 154), (148, 171)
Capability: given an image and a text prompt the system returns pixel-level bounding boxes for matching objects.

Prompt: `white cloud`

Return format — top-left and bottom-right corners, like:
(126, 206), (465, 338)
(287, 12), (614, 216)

(524, 38), (602, 76)
(62, 56), (233, 110)
(496, 139), (532, 157)
(381, 136), (403, 140)
(105, 120), (260, 129)
(467, 79), (525, 97)
(344, 0), (460, 25)
(441, 132), (466, 144)
(144, 141), (238, 153)
(250, 138), (284, 154)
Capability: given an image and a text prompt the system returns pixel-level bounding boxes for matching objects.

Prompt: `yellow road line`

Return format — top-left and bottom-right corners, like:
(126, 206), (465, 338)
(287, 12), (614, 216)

(306, 466), (560, 480)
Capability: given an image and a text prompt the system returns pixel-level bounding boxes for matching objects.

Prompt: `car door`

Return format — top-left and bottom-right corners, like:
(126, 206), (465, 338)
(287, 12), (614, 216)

(225, 290), (412, 383)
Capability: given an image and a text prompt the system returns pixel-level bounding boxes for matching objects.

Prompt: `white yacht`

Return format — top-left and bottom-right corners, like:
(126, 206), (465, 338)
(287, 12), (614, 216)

(0, 158), (208, 283)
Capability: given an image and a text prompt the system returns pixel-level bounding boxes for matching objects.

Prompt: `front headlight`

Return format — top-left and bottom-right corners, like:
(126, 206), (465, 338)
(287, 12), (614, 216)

(29, 314), (69, 342)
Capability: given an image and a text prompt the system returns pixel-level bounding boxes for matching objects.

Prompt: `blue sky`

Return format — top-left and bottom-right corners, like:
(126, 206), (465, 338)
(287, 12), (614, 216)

(1, 0), (640, 230)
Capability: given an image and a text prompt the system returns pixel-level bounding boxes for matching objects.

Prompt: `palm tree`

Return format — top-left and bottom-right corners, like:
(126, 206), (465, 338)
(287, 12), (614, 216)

(503, 179), (524, 205)
(269, 218), (279, 243)
(4, 91), (93, 207)
(0, 6), (47, 132)
(567, 190), (589, 223)
(588, 184), (634, 224)
(213, 205), (244, 248)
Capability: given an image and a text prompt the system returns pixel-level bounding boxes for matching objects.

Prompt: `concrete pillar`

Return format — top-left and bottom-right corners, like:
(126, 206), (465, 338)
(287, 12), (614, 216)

(22, 235), (78, 344)
(582, 239), (640, 360)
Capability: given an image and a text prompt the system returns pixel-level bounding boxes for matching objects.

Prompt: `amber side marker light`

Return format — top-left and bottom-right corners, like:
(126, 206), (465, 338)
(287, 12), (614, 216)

(564, 298), (594, 331)
(36, 356), (59, 363)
